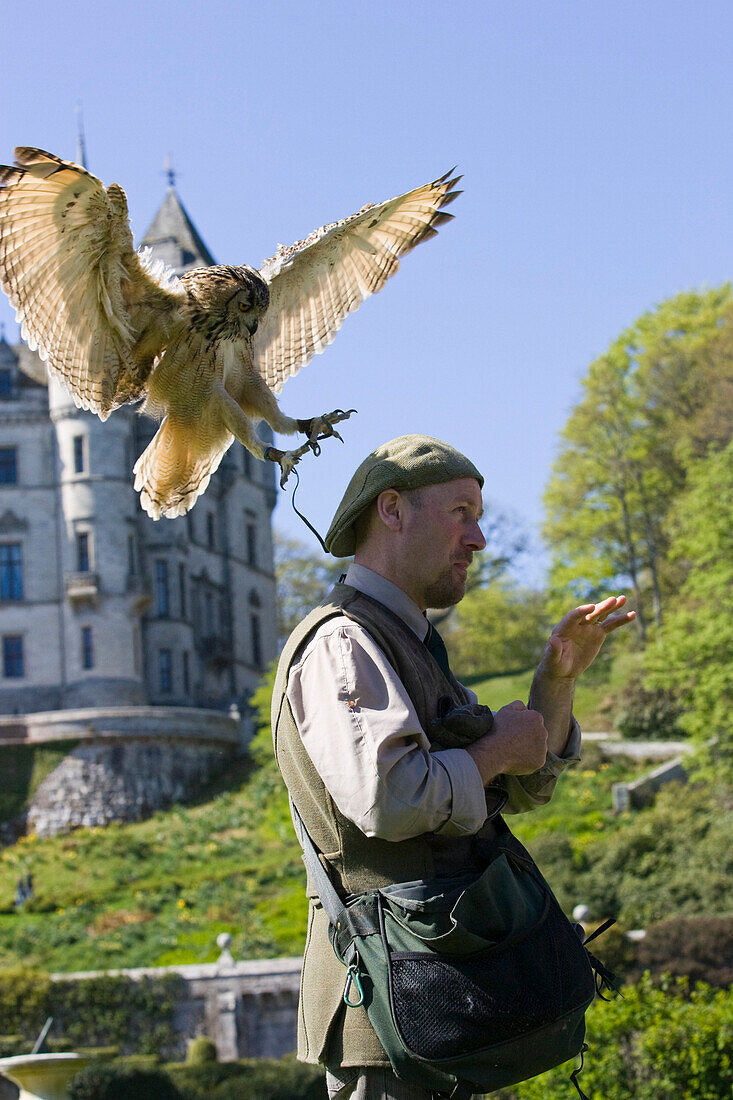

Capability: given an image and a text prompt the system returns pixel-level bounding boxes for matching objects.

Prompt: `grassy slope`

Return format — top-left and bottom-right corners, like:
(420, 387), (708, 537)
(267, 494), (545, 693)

(0, 676), (637, 973)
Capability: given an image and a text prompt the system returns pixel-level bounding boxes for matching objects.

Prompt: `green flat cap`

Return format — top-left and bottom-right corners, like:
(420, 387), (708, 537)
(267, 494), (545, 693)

(325, 434), (484, 557)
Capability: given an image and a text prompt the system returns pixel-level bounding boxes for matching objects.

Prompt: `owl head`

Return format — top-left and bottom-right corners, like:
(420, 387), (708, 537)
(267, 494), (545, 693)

(182, 264), (270, 339)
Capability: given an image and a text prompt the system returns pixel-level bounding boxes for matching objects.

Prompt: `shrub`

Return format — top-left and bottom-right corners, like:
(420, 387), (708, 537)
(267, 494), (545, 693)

(0, 969), (185, 1059)
(68, 1063), (182, 1100)
(185, 1035), (218, 1064)
(168, 1056), (327, 1099)
(506, 976), (733, 1099)
(614, 672), (683, 740)
(636, 916), (733, 988)
(0, 966), (51, 1037)
(578, 783), (733, 927)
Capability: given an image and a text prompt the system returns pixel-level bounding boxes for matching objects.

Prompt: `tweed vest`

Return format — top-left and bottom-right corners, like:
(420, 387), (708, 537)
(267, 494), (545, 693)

(271, 583), (497, 1067)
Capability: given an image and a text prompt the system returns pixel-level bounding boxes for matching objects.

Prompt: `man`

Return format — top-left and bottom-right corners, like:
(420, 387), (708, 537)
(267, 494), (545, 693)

(272, 435), (634, 1100)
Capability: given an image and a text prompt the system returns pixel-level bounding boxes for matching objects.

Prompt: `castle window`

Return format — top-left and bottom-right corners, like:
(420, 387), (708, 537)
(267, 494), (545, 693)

(73, 435), (86, 474)
(182, 650), (190, 694)
(178, 563), (187, 618)
(76, 531), (91, 573)
(0, 370), (11, 398)
(158, 648), (172, 693)
(206, 512), (216, 549)
(246, 519), (257, 568)
(3, 635), (23, 678)
(81, 625), (94, 670)
(0, 543), (23, 601)
(242, 448), (252, 478)
(0, 447), (17, 484)
(250, 613), (262, 670)
(127, 534), (136, 576)
(155, 560), (170, 617)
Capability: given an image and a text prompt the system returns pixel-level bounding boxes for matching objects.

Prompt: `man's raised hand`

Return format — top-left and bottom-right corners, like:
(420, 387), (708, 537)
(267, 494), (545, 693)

(542, 596), (636, 681)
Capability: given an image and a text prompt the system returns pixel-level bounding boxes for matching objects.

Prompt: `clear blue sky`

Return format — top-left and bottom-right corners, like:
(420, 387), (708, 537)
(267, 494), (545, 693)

(2, 1), (731, 575)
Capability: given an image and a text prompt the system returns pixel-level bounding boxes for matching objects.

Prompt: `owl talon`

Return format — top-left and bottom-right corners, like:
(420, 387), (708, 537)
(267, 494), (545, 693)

(264, 442), (313, 488)
(298, 408), (357, 447)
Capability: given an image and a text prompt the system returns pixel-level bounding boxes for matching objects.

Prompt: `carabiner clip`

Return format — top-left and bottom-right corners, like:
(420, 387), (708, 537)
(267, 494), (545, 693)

(343, 959), (364, 1007)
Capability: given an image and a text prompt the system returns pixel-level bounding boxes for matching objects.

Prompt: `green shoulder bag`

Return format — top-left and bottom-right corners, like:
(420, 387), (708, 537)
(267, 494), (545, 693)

(291, 801), (609, 1099)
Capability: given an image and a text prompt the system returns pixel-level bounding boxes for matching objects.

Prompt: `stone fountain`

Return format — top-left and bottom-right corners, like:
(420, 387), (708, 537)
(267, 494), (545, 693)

(0, 1053), (88, 1100)
(0, 1020), (88, 1100)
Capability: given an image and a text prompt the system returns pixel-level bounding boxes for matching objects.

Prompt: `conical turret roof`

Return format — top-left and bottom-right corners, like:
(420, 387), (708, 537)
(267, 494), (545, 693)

(139, 187), (216, 274)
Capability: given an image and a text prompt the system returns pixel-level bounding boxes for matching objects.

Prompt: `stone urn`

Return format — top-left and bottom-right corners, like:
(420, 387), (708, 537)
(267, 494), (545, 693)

(0, 1054), (89, 1100)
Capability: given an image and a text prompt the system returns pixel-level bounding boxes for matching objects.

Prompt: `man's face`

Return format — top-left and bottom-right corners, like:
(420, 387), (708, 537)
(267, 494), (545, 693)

(400, 478), (486, 610)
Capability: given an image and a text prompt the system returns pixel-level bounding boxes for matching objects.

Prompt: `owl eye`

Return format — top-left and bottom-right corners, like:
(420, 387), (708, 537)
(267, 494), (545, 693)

(238, 301), (250, 312)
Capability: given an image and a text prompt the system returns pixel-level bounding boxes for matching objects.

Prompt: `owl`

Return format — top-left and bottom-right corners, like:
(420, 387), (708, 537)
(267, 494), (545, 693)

(0, 148), (460, 518)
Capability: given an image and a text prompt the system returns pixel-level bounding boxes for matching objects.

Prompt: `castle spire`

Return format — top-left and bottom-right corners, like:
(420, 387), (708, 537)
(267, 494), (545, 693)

(75, 102), (88, 169)
(163, 154), (177, 190)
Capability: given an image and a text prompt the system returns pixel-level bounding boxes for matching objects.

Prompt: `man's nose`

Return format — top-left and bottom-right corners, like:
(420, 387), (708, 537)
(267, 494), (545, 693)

(466, 521), (486, 551)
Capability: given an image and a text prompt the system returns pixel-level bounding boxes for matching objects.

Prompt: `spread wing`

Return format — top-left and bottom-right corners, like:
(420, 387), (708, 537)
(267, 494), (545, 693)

(254, 169), (461, 393)
(0, 147), (184, 418)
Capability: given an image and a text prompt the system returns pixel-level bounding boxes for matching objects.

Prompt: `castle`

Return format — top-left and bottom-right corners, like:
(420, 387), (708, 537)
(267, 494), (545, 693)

(0, 170), (279, 834)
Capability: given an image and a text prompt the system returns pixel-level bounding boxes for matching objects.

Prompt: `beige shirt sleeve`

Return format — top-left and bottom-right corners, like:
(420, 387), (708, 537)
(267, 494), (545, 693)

(286, 617), (582, 842)
(286, 618), (488, 841)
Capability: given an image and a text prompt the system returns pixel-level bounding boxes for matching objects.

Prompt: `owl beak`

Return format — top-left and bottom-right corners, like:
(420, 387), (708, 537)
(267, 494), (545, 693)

(247, 319), (259, 336)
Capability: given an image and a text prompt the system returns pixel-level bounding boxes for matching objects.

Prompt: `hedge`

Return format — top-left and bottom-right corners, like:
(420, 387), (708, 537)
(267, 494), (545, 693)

(68, 1056), (327, 1100)
(0, 967), (184, 1058)
(502, 975), (733, 1099)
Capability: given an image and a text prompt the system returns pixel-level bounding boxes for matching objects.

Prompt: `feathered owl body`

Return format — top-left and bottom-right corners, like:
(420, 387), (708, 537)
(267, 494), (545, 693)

(0, 147), (460, 517)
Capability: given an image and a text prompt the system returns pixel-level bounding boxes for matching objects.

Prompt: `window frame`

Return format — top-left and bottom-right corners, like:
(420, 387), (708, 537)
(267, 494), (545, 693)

(155, 559), (170, 618)
(81, 625), (94, 670)
(158, 648), (173, 694)
(2, 634), (24, 678)
(76, 530), (91, 573)
(0, 446), (17, 485)
(73, 434), (86, 475)
(0, 542), (23, 601)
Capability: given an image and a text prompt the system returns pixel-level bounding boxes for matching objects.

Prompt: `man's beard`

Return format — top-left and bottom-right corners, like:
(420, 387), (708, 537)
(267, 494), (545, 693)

(423, 566), (467, 610)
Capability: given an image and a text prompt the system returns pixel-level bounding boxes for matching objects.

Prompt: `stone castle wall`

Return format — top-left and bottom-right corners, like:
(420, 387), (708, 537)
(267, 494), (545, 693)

(0, 706), (242, 837)
(27, 739), (232, 837)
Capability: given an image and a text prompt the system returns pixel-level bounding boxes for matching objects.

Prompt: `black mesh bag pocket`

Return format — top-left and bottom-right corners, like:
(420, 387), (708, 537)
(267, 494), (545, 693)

(387, 894), (595, 1061)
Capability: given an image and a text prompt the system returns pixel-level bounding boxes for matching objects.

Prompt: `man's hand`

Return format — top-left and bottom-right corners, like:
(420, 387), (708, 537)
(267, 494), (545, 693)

(541, 595), (636, 681)
(466, 700), (548, 785)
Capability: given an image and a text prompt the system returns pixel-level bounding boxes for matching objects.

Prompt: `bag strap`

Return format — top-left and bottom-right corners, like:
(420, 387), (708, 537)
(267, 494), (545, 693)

(289, 797), (348, 929)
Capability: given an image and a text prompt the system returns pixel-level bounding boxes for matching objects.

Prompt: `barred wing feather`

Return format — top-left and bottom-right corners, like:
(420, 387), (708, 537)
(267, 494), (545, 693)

(0, 147), (182, 417)
(255, 169), (461, 394)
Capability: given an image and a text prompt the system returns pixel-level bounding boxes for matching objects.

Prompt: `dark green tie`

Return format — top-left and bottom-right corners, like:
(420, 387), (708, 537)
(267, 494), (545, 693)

(425, 622), (452, 680)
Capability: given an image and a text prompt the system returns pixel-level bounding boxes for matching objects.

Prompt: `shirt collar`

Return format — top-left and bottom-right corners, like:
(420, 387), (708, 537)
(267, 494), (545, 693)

(344, 563), (429, 641)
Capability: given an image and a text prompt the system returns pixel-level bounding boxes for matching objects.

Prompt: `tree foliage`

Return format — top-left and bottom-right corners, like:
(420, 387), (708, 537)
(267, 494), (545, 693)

(446, 582), (549, 680)
(645, 441), (733, 775)
(543, 287), (733, 639)
(274, 534), (348, 646)
(505, 976), (733, 1100)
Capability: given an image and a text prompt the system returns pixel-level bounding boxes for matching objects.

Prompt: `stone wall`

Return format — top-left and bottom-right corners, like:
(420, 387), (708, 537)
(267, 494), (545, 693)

(27, 739), (232, 837)
(0, 705), (242, 837)
(53, 955), (302, 1062)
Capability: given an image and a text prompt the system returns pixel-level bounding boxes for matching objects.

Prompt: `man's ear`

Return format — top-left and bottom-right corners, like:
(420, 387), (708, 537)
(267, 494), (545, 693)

(375, 489), (403, 533)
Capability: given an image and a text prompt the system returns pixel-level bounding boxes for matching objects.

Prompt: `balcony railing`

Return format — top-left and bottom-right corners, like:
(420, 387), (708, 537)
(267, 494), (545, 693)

(64, 571), (100, 601)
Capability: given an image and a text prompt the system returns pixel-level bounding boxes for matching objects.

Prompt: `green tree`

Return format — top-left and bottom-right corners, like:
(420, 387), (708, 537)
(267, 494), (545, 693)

(446, 582), (549, 680)
(543, 287), (733, 640)
(274, 534), (348, 646)
(645, 441), (733, 776)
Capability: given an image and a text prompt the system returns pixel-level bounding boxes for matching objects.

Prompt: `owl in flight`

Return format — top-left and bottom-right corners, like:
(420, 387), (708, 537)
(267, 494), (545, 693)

(0, 148), (460, 518)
